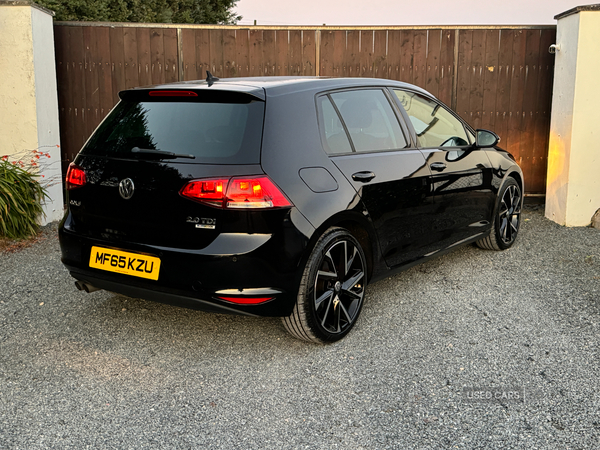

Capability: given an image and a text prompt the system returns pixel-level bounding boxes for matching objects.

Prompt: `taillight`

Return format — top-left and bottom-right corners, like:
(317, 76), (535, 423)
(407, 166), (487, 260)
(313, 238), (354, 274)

(66, 163), (86, 190)
(180, 178), (228, 208)
(180, 176), (292, 209)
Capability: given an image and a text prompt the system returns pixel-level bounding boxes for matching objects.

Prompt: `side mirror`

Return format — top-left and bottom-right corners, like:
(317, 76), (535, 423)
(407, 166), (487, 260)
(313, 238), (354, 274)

(475, 129), (500, 148)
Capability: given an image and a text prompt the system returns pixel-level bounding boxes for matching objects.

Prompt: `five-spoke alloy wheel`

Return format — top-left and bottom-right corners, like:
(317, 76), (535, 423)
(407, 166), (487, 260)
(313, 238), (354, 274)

(477, 178), (522, 251)
(283, 228), (367, 343)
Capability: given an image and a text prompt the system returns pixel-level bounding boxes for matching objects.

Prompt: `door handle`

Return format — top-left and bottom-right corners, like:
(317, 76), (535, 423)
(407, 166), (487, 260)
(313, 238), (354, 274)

(352, 171), (376, 183)
(430, 162), (447, 172)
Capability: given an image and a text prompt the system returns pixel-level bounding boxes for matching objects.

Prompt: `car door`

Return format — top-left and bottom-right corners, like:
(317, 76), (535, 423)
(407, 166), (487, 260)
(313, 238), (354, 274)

(316, 88), (437, 268)
(391, 89), (496, 250)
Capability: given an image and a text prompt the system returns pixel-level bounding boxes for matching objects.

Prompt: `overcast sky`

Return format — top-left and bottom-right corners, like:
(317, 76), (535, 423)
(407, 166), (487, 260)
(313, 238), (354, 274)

(235, 0), (581, 26)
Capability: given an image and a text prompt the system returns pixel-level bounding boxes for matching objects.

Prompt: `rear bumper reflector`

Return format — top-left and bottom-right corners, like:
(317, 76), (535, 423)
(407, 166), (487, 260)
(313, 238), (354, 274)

(217, 296), (274, 305)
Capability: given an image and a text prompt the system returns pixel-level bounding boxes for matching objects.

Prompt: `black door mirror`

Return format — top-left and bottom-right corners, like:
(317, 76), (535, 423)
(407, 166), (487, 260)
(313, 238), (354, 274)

(475, 129), (500, 148)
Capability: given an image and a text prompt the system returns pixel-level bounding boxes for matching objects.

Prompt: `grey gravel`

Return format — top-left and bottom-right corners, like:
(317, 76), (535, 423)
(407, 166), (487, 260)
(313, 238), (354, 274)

(1, 205), (599, 449)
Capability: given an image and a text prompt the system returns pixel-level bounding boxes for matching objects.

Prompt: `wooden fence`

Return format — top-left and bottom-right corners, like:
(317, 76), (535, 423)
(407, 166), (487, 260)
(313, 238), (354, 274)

(54, 23), (556, 194)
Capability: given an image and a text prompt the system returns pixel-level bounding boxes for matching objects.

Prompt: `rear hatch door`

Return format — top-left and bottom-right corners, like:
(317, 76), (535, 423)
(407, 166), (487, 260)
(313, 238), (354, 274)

(67, 88), (266, 250)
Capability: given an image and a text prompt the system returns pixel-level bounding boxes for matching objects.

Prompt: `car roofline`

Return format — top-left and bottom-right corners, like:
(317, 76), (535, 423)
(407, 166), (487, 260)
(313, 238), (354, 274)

(120, 76), (434, 101)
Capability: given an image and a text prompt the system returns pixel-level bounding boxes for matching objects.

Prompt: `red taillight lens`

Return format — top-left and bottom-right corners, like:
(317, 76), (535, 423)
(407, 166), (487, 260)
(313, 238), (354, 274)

(217, 296), (274, 305)
(148, 90), (198, 97)
(180, 176), (292, 209)
(65, 163), (86, 190)
(180, 178), (228, 207)
(226, 177), (291, 208)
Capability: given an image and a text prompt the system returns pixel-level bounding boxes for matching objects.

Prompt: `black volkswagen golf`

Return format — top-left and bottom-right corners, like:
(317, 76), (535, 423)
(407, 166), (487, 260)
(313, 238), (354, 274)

(59, 76), (523, 343)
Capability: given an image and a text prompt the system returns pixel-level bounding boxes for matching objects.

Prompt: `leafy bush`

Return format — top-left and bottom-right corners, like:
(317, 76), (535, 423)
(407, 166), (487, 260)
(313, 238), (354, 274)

(0, 151), (50, 239)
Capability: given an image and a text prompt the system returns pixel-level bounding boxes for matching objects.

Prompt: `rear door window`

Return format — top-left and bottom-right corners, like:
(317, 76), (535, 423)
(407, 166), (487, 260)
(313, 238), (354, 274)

(82, 92), (265, 164)
(317, 89), (409, 154)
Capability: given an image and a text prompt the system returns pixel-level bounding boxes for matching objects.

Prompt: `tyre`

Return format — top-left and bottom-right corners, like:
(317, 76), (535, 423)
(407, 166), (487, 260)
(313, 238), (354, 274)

(477, 177), (522, 251)
(283, 227), (367, 343)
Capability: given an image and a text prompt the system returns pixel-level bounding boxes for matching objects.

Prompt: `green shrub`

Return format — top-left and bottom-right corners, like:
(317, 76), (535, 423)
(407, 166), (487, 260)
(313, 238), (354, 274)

(0, 152), (49, 239)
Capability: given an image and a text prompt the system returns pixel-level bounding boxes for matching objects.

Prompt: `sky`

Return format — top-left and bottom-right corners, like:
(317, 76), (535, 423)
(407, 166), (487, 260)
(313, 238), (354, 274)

(234, 0), (582, 26)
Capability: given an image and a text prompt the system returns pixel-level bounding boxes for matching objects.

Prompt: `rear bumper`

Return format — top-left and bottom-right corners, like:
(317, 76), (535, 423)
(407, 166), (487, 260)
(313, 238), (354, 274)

(67, 271), (264, 316)
(59, 213), (310, 317)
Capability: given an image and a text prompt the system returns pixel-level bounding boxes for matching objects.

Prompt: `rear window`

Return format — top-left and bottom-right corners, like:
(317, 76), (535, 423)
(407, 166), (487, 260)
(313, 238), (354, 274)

(81, 91), (265, 164)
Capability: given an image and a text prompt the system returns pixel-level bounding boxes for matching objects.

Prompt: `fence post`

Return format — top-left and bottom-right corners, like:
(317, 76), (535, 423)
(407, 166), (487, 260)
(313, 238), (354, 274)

(315, 29), (321, 76)
(177, 27), (184, 81)
(451, 29), (459, 111)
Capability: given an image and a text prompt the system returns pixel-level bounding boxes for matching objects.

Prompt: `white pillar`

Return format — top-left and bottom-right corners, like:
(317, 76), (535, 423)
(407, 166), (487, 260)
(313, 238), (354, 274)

(546, 5), (600, 227)
(0, 1), (62, 225)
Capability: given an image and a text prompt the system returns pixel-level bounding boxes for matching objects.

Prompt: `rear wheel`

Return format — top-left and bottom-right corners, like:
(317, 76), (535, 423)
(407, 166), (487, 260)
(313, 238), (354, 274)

(283, 227), (367, 343)
(477, 178), (522, 250)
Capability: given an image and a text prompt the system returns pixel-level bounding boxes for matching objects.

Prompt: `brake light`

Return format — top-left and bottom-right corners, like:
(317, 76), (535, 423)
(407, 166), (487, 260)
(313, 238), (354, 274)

(66, 163), (86, 190)
(217, 296), (274, 305)
(180, 178), (228, 207)
(180, 176), (292, 209)
(148, 90), (198, 97)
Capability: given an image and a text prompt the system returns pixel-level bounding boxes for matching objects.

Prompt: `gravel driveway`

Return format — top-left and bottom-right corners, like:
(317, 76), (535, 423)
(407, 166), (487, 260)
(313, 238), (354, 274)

(1, 205), (599, 449)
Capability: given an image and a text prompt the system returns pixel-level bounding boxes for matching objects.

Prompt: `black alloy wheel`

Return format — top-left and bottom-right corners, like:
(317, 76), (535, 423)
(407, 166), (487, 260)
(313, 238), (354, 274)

(477, 178), (522, 251)
(283, 228), (367, 343)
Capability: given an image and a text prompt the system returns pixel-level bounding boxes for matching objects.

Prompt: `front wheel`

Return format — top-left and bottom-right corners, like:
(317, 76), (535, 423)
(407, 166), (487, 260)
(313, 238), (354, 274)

(283, 227), (367, 343)
(477, 177), (522, 251)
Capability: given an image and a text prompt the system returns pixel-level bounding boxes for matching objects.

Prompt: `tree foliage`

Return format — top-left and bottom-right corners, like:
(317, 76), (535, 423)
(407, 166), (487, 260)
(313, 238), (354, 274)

(36, 0), (241, 24)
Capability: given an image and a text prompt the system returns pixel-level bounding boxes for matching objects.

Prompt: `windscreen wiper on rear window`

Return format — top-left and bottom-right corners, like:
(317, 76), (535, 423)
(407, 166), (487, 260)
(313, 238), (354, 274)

(131, 147), (196, 160)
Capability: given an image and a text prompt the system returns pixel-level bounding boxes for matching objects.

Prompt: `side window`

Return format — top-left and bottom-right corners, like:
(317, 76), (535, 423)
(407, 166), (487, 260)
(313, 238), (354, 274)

(317, 95), (353, 154)
(393, 90), (470, 148)
(329, 89), (408, 153)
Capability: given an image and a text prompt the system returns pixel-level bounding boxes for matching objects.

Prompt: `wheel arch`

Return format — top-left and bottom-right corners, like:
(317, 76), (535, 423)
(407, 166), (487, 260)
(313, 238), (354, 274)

(506, 170), (524, 198)
(301, 210), (379, 283)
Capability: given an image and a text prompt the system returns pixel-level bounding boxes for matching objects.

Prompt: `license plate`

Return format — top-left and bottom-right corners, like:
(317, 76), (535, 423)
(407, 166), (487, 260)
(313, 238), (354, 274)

(89, 246), (161, 280)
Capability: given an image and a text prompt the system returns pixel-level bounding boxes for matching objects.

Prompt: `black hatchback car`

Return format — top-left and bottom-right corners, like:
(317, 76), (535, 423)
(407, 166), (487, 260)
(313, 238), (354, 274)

(59, 76), (523, 343)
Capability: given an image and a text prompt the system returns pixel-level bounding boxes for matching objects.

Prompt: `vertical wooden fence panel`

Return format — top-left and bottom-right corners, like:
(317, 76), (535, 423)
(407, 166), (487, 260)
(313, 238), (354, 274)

(495, 30), (514, 158)
(371, 30), (387, 79)
(288, 30), (302, 75)
(180, 28), (197, 80)
(162, 28), (179, 83)
(222, 29), (237, 77)
(302, 30), (316, 75)
(236, 30), (250, 77)
(54, 23), (555, 193)
(425, 30), (442, 98)
(438, 29), (455, 106)
(481, 30), (500, 132)
(149, 29), (165, 85)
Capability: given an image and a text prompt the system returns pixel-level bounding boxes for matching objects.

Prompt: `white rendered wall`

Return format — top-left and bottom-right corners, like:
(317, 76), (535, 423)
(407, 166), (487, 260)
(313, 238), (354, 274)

(0, 3), (62, 225)
(546, 9), (600, 226)
(0, 6), (38, 156)
(31, 6), (63, 224)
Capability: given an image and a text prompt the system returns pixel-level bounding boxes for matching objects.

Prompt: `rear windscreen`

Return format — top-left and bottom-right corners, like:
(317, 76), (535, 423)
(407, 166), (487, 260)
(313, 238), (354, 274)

(81, 92), (265, 164)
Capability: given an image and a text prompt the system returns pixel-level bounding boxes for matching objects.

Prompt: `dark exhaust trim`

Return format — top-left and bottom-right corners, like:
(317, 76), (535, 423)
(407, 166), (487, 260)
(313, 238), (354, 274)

(75, 280), (101, 293)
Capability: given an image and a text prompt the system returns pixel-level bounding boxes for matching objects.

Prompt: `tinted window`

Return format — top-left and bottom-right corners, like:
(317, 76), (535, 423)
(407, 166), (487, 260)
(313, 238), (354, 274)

(82, 94), (265, 164)
(317, 95), (353, 154)
(393, 90), (470, 148)
(328, 89), (408, 153)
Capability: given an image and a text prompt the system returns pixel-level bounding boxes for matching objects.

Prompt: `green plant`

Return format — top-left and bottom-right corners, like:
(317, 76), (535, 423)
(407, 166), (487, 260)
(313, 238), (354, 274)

(0, 151), (50, 239)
